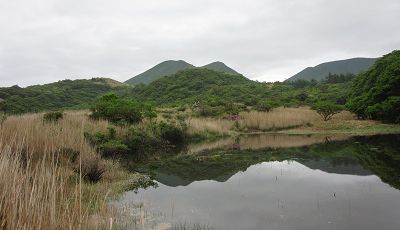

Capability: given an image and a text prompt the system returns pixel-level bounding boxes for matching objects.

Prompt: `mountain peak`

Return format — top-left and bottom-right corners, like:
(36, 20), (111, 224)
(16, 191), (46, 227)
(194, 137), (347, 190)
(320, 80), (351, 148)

(201, 61), (239, 75)
(125, 60), (240, 85)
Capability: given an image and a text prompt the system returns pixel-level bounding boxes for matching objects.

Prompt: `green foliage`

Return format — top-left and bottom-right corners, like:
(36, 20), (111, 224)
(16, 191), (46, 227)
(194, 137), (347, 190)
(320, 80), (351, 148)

(0, 78), (128, 114)
(324, 73), (355, 83)
(312, 101), (343, 121)
(43, 111), (63, 123)
(158, 121), (187, 145)
(90, 93), (155, 124)
(98, 140), (130, 157)
(347, 50), (400, 123)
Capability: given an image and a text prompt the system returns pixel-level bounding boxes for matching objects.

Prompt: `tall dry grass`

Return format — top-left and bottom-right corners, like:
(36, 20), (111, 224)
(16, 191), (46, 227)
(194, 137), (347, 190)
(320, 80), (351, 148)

(239, 107), (321, 131)
(186, 118), (233, 135)
(0, 111), (138, 230)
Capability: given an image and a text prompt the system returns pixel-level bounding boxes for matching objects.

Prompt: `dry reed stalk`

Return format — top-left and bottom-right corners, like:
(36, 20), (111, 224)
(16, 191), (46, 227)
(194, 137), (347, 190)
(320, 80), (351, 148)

(0, 111), (134, 230)
(186, 118), (233, 134)
(239, 107), (321, 131)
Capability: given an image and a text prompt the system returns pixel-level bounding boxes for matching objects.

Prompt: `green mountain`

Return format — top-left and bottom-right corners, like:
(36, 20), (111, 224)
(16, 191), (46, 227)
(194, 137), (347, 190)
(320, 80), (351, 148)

(130, 68), (252, 104)
(346, 50), (400, 123)
(0, 78), (128, 114)
(125, 60), (194, 85)
(201, 61), (239, 75)
(125, 60), (239, 85)
(129, 68), (351, 110)
(286, 57), (377, 81)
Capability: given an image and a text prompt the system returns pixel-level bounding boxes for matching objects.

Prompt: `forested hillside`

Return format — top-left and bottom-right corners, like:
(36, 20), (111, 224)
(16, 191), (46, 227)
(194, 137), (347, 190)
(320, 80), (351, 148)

(346, 50), (400, 123)
(128, 68), (352, 110)
(0, 78), (128, 113)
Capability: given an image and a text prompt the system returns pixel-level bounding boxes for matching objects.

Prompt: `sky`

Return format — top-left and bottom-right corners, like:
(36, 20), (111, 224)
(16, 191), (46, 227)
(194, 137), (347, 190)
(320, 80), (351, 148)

(0, 0), (399, 87)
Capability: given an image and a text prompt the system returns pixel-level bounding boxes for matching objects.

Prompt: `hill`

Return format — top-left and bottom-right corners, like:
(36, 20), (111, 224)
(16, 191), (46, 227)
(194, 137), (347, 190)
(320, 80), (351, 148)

(125, 60), (239, 85)
(125, 60), (194, 85)
(0, 78), (128, 114)
(130, 68), (251, 104)
(346, 50), (400, 123)
(286, 57), (377, 81)
(201, 61), (239, 75)
(129, 68), (351, 110)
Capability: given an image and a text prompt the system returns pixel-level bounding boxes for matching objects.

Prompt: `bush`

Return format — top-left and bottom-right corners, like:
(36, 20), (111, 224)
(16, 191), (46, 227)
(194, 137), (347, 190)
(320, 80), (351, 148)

(43, 111), (63, 122)
(158, 121), (187, 145)
(97, 140), (129, 157)
(79, 155), (105, 183)
(312, 101), (343, 121)
(90, 93), (155, 125)
(255, 101), (275, 112)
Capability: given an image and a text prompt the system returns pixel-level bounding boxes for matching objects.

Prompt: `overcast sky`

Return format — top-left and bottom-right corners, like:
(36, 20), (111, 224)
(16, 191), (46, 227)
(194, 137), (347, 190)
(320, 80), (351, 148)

(0, 0), (399, 87)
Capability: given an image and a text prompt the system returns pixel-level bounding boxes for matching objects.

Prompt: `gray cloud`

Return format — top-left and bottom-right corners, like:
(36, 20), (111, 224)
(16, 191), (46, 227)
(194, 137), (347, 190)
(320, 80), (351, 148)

(0, 0), (399, 86)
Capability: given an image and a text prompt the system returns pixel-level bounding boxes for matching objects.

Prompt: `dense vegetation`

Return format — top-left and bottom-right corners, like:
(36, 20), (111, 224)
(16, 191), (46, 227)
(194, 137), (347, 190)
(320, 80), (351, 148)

(128, 68), (351, 112)
(0, 78), (128, 114)
(90, 93), (155, 124)
(346, 50), (400, 123)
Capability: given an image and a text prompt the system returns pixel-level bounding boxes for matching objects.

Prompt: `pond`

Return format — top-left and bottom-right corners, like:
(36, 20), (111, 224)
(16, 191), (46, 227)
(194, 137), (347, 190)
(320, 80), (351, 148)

(116, 134), (400, 230)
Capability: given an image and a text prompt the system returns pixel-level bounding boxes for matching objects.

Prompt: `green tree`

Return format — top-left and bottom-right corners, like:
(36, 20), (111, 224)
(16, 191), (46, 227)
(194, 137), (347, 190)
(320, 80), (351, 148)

(312, 101), (343, 121)
(346, 50), (400, 123)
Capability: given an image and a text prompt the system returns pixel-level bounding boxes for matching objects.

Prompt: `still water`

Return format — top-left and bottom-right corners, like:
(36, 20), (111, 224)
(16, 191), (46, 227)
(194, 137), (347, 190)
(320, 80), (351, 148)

(118, 134), (400, 230)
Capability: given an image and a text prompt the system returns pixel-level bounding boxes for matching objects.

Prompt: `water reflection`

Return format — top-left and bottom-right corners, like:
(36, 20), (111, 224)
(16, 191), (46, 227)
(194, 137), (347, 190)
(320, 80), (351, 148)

(187, 134), (351, 154)
(119, 134), (400, 230)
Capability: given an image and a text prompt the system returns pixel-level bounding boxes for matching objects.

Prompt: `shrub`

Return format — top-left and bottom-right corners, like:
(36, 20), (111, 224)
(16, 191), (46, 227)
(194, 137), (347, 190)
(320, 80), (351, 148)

(158, 121), (187, 145)
(43, 111), (63, 122)
(255, 101), (274, 112)
(90, 93), (155, 125)
(312, 101), (343, 121)
(79, 155), (105, 183)
(97, 140), (129, 157)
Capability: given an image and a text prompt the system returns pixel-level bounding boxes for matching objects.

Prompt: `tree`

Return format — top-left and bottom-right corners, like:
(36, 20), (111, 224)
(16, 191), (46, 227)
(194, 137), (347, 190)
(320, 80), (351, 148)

(312, 102), (343, 121)
(346, 50), (400, 123)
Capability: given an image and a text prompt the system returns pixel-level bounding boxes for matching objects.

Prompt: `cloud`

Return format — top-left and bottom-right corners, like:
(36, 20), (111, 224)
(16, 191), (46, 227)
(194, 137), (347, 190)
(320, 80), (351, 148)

(0, 0), (399, 86)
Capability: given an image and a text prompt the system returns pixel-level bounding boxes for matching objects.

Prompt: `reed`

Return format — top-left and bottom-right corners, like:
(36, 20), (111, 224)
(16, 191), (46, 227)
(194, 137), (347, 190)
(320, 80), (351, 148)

(0, 111), (137, 229)
(239, 107), (321, 131)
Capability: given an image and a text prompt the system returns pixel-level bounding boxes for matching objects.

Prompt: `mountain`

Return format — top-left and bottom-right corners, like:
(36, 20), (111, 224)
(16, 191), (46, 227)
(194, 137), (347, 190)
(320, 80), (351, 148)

(0, 78), (128, 114)
(125, 60), (239, 85)
(125, 60), (194, 85)
(130, 68), (253, 104)
(201, 61), (239, 75)
(286, 57), (378, 82)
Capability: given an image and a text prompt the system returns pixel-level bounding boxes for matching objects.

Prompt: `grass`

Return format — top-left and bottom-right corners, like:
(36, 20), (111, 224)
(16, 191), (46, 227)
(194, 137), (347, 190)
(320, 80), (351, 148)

(182, 107), (400, 135)
(0, 111), (149, 229)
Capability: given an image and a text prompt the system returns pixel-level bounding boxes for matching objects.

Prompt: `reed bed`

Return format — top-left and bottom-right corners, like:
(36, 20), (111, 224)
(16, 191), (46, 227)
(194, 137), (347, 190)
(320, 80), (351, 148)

(239, 107), (321, 131)
(0, 111), (138, 230)
(186, 118), (233, 135)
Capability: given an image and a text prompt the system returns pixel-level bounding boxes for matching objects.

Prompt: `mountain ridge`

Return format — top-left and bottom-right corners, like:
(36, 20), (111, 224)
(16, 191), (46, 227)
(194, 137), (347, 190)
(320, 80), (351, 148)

(125, 60), (239, 85)
(286, 57), (378, 81)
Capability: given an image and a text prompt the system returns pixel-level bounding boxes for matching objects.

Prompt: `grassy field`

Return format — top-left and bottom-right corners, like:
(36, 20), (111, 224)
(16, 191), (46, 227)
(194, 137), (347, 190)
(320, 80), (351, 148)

(0, 111), (148, 229)
(181, 107), (400, 135)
